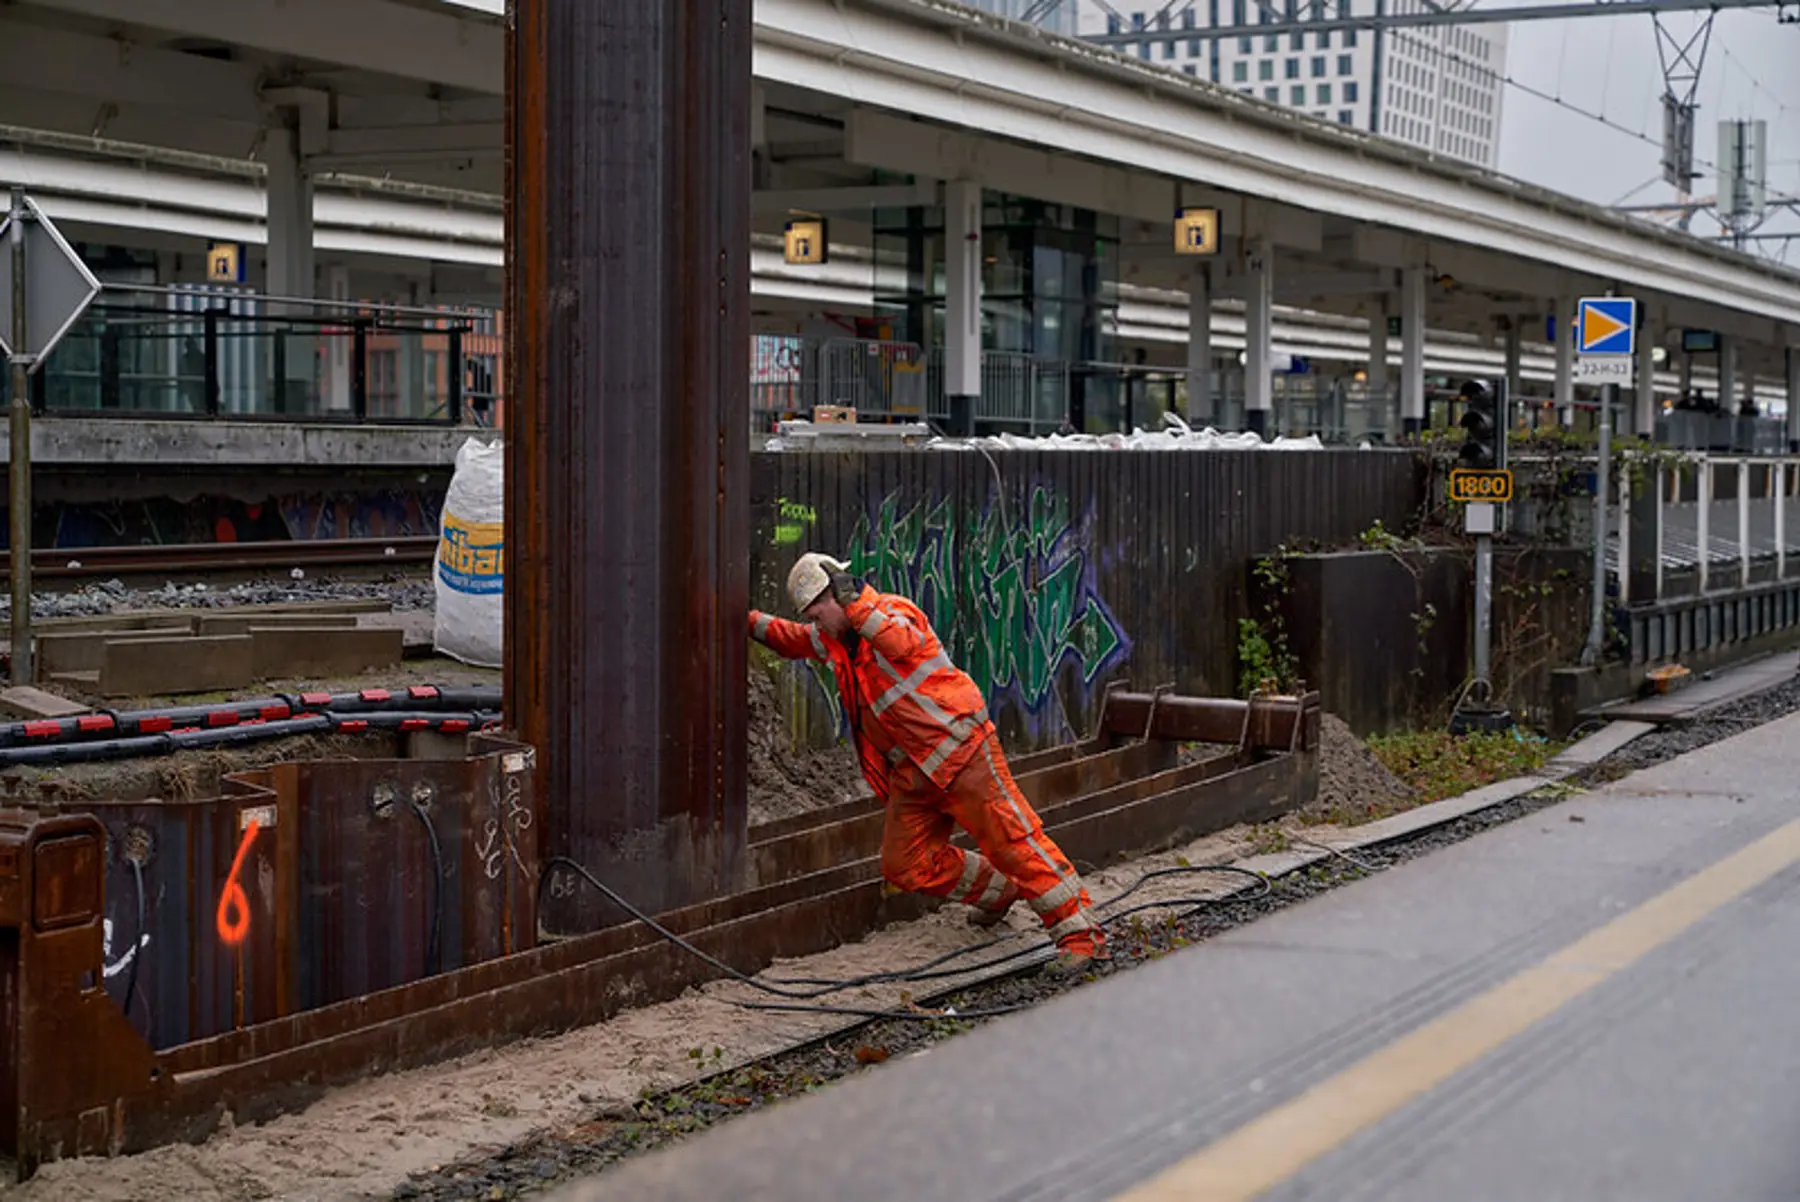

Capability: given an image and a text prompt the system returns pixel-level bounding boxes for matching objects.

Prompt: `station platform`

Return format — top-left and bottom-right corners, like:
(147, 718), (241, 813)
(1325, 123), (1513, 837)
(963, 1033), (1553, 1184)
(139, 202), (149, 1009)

(551, 712), (1800, 1202)
(1, 415), (480, 471)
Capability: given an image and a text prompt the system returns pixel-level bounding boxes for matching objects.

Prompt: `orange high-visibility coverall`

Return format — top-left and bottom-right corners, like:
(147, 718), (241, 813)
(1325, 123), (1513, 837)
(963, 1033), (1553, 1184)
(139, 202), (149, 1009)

(750, 585), (1104, 954)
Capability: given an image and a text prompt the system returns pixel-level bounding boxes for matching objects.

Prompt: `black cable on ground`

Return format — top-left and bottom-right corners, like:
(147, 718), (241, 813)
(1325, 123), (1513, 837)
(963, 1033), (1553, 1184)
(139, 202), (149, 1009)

(738, 999), (1036, 1021)
(765, 862), (1274, 992)
(124, 856), (146, 1020)
(543, 854), (1276, 1018)
(412, 801), (445, 976)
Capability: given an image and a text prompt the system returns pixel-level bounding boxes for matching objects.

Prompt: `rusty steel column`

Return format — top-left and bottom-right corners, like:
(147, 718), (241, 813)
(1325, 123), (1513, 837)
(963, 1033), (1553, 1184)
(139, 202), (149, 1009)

(507, 0), (750, 929)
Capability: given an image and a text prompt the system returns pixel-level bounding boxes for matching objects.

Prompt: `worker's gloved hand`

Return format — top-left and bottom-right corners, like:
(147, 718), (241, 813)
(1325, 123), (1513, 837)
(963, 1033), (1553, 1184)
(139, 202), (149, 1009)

(826, 566), (861, 607)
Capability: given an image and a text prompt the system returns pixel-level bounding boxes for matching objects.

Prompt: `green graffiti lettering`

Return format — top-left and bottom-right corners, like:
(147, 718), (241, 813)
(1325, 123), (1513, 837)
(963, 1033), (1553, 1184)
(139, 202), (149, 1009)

(837, 484), (1130, 726)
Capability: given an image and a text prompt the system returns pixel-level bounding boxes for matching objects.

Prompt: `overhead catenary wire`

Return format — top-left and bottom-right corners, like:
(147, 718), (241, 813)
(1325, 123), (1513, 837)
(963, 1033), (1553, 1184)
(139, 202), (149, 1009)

(1386, 25), (1728, 176)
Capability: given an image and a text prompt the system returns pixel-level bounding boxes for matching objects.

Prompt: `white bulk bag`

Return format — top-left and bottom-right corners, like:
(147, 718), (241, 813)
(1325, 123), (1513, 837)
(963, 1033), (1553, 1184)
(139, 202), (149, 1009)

(433, 436), (505, 667)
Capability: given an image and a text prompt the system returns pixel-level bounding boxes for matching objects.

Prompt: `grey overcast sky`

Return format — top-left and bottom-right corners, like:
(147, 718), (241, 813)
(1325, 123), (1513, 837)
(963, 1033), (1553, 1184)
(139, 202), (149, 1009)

(1491, 2), (1800, 255)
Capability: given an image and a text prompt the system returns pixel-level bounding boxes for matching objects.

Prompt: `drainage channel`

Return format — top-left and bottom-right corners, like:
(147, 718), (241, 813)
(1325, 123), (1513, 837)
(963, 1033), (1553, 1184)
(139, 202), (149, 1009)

(394, 682), (1800, 1201)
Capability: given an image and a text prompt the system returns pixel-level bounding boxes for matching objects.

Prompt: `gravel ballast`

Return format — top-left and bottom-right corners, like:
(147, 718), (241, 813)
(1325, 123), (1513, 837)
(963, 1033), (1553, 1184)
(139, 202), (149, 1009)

(0, 575), (434, 622)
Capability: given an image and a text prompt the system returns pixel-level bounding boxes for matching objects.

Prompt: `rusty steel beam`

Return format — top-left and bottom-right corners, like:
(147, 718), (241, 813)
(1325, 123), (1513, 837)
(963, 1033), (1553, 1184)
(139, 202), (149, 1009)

(1100, 692), (1321, 752)
(746, 741), (1177, 885)
(506, 0), (753, 925)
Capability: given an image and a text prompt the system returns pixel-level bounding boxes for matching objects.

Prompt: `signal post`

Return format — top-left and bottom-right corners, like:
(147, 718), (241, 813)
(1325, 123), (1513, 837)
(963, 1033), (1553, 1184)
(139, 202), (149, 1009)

(1450, 379), (1510, 729)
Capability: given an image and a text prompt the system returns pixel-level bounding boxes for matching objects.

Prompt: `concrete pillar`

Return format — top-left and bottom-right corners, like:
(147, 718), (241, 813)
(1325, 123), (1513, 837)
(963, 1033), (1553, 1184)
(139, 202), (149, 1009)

(944, 179), (982, 436)
(1186, 264), (1212, 423)
(324, 264), (351, 413)
(1719, 335), (1737, 415)
(508, 0), (750, 927)
(1244, 236), (1274, 437)
(1635, 320), (1658, 438)
(1554, 292), (1574, 427)
(1400, 266), (1425, 435)
(266, 124), (316, 415)
(1360, 302), (1389, 395)
(1503, 319), (1522, 401)
(1786, 347), (1800, 452)
(265, 126), (315, 301)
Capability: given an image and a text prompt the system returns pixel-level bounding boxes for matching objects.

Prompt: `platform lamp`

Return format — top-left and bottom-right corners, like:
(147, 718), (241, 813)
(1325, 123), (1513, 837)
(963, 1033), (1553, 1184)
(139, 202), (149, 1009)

(783, 216), (828, 266)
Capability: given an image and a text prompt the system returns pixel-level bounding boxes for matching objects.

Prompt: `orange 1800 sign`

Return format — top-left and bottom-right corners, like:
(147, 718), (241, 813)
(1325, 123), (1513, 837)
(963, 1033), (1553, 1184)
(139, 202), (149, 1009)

(217, 819), (260, 945)
(1448, 468), (1514, 504)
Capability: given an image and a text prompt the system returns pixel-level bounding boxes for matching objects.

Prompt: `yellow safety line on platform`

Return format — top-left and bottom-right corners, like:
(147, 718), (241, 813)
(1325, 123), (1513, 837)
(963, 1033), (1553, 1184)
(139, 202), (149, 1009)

(1113, 813), (1800, 1202)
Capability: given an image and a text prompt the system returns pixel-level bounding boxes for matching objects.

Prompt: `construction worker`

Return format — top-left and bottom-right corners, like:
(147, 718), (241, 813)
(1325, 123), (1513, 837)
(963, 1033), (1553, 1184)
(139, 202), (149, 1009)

(749, 551), (1108, 976)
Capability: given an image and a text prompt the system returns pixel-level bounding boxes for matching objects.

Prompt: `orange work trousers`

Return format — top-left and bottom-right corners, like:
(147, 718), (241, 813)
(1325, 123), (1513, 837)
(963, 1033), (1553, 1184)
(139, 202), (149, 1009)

(880, 732), (1104, 953)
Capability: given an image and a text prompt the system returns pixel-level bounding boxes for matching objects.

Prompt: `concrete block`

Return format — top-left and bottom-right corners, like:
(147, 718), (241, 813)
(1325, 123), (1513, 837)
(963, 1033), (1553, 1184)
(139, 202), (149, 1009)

(0, 686), (91, 720)
(227, 599), (393, 617)
(250, 626), (404, 681)
(406, 730), (471, 761)
(37, 627), (194, 677)
(35, 613), (200, 636)
(99, 635), (254, 698)
(198, 613), (360, 637)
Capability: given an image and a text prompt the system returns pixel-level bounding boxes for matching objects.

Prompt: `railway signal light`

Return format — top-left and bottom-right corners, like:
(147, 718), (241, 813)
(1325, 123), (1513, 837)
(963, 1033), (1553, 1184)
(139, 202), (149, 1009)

(1456, 379), (1505, 471)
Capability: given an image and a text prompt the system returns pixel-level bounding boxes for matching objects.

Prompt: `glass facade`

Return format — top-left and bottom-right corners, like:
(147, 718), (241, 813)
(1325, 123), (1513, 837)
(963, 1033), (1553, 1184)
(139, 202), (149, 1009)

(954, 0), (1081, 36)
(872, 194), (1121, 431)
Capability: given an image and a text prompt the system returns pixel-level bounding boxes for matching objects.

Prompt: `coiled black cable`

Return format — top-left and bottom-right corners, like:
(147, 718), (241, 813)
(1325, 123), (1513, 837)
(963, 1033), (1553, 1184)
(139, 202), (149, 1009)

(123, 856), (146, 1021)
(412, 800), (445, 976)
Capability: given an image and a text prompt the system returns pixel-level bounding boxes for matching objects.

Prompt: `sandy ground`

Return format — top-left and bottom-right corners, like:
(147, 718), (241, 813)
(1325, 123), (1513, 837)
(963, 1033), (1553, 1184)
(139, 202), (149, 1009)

(2, 824), (1261, 1202)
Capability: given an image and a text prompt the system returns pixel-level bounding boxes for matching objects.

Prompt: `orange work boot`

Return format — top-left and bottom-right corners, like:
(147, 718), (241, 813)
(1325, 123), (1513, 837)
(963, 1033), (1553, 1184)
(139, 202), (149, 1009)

(1042, 929), (1109, 978)
(968, 882), (1024, 928)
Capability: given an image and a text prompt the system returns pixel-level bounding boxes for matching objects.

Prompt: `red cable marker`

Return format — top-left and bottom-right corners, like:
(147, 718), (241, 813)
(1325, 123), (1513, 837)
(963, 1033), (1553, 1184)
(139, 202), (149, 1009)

(216, 819), (260, 946)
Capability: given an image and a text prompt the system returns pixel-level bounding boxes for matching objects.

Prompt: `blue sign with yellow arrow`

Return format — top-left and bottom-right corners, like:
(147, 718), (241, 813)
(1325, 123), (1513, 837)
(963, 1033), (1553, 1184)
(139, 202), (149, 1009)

(1576, 296), (1637, 357)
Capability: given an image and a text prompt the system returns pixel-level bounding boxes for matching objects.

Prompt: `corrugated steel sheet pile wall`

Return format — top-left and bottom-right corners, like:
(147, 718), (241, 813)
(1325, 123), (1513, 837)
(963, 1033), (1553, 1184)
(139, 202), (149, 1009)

(750, 449), (1424, 752)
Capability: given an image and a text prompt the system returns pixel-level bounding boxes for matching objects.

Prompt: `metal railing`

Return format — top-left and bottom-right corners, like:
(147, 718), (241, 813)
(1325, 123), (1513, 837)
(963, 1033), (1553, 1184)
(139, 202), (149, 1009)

(752, 336), (1070, 435)
(1615, 454), (1800, 605)
(5, 288), (485, 425)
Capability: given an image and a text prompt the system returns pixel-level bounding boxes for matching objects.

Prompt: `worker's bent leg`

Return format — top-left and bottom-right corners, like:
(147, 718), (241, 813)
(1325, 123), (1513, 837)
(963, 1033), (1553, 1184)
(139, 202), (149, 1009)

(944, 736), (1105, 955)
(879, 769), (1015, 910)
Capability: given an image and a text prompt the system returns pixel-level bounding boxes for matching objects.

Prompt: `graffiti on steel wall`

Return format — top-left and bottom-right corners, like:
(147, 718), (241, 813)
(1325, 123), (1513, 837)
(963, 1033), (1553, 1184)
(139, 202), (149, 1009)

(278, 489), (441, 541)
(840, 487), (1129, 727)
(20, 490), (442, 548)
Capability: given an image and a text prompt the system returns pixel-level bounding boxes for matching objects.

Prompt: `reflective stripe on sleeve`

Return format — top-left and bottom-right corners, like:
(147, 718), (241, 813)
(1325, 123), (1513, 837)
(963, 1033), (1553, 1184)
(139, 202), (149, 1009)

(752, 613), (774, 640)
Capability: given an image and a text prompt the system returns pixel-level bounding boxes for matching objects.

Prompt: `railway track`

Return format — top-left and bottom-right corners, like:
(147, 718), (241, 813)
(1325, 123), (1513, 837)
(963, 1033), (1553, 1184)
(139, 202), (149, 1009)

(0, 536), (438, 582)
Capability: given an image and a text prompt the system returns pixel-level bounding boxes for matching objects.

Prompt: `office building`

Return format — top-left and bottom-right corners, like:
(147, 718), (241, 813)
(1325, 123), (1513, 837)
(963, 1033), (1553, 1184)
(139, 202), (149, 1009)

(1076, 0), (1506, 168)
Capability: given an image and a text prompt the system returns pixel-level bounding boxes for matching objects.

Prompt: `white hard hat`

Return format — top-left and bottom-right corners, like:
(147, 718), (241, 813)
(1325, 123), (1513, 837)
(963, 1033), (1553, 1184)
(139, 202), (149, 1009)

(787, 552), (850, 613)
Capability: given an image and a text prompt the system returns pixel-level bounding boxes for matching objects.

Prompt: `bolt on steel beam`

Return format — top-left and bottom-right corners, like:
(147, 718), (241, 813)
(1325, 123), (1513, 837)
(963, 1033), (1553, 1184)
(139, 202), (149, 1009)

(506, 0), (752, 928)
